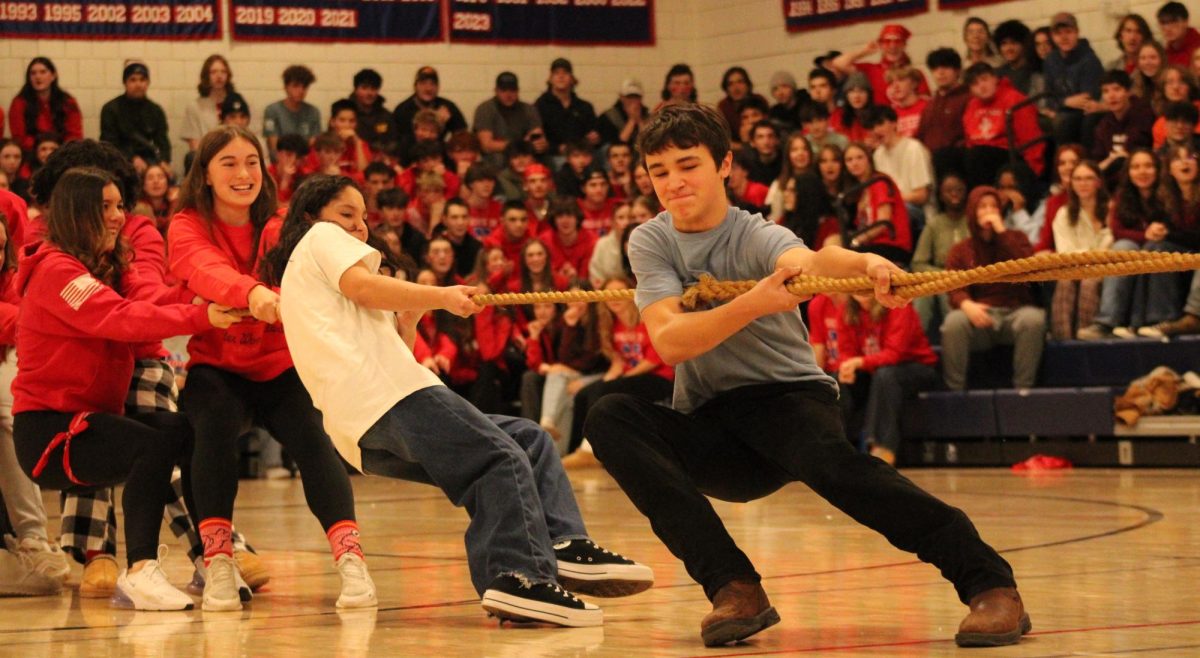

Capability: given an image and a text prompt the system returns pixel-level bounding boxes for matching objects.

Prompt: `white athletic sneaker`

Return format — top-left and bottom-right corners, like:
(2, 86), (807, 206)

(6, 535), (70, 581)
(0, 544), (63, 596)
(189, 556), (252, 601)
(112, 546), (194, 611)
(335, 553), (377, 609)
(202, 554), (243, 611)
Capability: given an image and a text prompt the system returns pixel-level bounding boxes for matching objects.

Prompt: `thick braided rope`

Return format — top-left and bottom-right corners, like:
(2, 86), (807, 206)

(471, 250), (1200, 309)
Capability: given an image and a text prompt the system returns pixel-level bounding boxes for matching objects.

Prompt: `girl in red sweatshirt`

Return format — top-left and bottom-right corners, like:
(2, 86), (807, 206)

(810, 291), (939, 466)
(12, 167), (237, 610)
(7, 58), (83, 153)
(167, 126), (374, 612)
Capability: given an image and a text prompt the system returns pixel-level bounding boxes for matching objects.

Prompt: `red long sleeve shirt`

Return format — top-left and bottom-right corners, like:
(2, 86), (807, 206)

(963, 81), (1045, 176)
(167, 208), (292, 381)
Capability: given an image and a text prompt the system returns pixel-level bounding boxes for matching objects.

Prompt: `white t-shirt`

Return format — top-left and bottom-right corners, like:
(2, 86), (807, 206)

(872, 137), (933, 198)
(280, 222), (443, 471)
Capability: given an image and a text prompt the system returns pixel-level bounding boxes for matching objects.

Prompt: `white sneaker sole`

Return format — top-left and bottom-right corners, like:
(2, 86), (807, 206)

(112, 584), (194, 611)
(556, 561), (654, 597)
(336, 589), (378, 609)
(481, 590), (603, 627)
(202, 595), (243, 612)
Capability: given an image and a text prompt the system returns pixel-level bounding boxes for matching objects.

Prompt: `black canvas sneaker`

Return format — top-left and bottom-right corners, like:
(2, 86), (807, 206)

(482, 573), (603, 627)
(554, 539), (654, 597)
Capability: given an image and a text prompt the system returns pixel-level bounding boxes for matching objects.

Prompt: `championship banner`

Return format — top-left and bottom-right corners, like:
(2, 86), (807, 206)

(230, 0), (441, 42)
(783, 0), (928, 32)
(0, 1), (219, 39)
(449, 0), (654, 46)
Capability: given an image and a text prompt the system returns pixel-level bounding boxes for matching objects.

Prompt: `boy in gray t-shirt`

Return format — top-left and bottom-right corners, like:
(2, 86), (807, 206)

(585, 103), (1029, 649)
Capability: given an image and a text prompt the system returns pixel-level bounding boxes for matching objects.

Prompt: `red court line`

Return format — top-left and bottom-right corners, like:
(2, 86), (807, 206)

(687, 618), (1200, 657)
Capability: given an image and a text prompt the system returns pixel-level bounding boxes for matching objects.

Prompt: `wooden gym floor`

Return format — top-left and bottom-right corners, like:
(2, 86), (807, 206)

(1, 467), (1198, 657)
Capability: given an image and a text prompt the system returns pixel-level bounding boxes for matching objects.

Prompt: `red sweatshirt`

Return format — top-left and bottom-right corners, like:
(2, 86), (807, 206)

(539, 228), (597, 281)
(1035, 191), (1068, 252)
(0, 269), (18, 350)
(124, 212), (195, 360)
(823, 304), (938, 373)
(8, 95), (84, 152)
(167, 208), (292, 382)
(13, 243), (211, 414)
(963, 80), (1045, 175)
(0, 189), (32, 251)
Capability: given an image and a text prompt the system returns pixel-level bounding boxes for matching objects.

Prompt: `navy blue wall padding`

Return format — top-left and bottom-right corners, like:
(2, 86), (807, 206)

(902, 390), (997, 437)
(994, 387), (1113, 436)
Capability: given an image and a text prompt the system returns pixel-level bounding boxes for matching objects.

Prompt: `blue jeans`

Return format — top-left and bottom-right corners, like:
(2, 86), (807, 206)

(1143, 240), (1195, 323)
(358, 386), (588, 595)
(1092, 239), (1145, 328)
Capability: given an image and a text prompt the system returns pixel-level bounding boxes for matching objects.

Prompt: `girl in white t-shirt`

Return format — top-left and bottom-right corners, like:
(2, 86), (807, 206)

(263, 175), (654, 629)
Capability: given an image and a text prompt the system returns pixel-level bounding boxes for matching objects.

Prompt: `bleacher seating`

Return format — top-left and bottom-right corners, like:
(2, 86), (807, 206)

(901, 336), (1200, 466)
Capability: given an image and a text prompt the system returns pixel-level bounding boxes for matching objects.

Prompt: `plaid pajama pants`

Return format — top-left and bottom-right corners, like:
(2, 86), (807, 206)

(59, 359), (250, 564)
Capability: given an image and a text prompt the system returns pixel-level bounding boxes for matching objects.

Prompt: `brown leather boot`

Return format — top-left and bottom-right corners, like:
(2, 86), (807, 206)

(699, 579), (781, 647)
(955, 587), (1032, 647)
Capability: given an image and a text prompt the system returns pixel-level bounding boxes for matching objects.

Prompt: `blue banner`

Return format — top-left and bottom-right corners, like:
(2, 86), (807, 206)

(449, 0), (654, 46)
(0, 1), (219, 39)
(230, 0), (441, 42)
(783, 0), (927, 32)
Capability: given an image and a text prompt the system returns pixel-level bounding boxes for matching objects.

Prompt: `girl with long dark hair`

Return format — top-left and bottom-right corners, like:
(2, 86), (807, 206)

(13, 167), (238, 610)
(1139, 145), (1200, 337)
(8, 58), (83, 153)
(264, 173), (652, 627)
(168, 126), (374, 612)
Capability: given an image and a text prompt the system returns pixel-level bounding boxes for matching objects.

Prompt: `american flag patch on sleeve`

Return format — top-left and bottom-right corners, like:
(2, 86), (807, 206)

(60, 274), (103, 311)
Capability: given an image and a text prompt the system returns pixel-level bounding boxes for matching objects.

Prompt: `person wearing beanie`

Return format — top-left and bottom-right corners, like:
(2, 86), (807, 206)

(99, 61), (171, 174)
(394, 66), (468, 144)
(832, 24), (930, 105)
(535, 57), (600, 156)
(830, 72), (876, 144)
(768, 70), (810, 133)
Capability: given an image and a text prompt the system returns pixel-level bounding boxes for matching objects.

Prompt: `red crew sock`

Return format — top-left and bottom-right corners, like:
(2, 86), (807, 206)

(198, 518), (234, 566)
(85, 550), (111, 564)
(327, 520), (364, 562)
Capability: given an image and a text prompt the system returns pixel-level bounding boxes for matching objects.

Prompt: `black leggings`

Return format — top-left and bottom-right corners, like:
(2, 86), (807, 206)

(569, 373), (674, 453)
(180, 366), (355, 531)
(13, 410), (192, 565)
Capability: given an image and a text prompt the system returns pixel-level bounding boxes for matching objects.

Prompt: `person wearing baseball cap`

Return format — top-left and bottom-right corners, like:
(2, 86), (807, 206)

(473, 71), (546, 166)
(536, 57), (600, 156)
(598, 78), (649, 147)
(100, 60), (171, 173)
(830, 23), (929, 105)
(1043, 11), (1104, 148)
(394, 65), (468, 144)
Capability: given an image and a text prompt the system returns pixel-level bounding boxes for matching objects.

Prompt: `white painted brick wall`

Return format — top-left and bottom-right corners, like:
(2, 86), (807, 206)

(0, 0), (1175, 172)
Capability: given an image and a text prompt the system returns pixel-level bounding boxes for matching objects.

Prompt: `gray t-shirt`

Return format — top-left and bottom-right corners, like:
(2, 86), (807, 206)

(262, 100), (322, 140)
(629, 207), (837, 414)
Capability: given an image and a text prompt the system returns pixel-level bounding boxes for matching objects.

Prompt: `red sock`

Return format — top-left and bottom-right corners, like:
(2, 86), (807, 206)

(85, 550), (111, 564)
(327, 521), (364, 562)
(199, 518), (234, 565)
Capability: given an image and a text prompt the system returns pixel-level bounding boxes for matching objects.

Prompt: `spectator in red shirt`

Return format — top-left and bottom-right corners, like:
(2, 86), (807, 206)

(886, 67), (928, 138)
(8, 57), (83, 153)
(832, 24), (930, 106)
(918, 48), (971, 180)
(362, 162), (395, 227)
(483, 200), (533, 290)
(810, 292), (939, 466)
(397, 140), (460, 201)
(268, 134), (308, 204)
(522, 163), (554, 230)
(830, 73), (876, 146)
(1033, 144), (1085, 252)
(517, 238), (569, 294)
(562, 277), (673, 468)
(1159, 2), (1200, 66)
(727, 150), (769, 215)
(539, 197), (597, 282)
(843, 143), (912, 263)
(303, 99), (371, 176)
(962, 63), (1044, 189)
(462, 163), (503, 239)
(578, 168), (616, 235)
